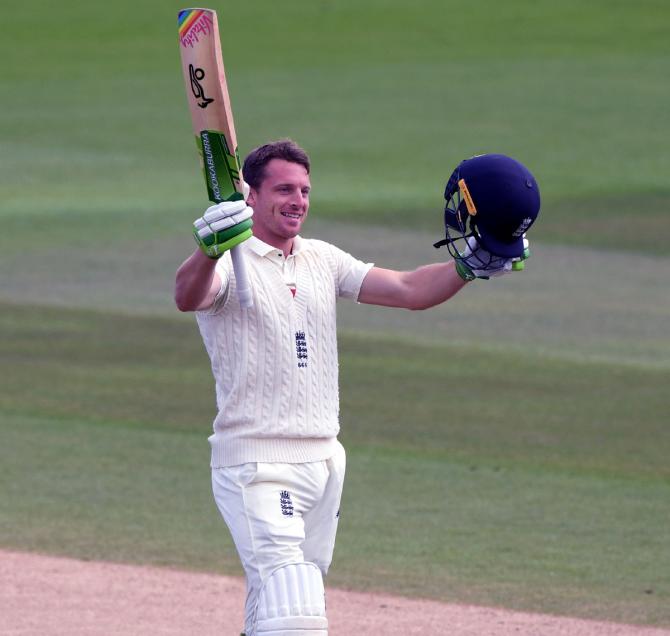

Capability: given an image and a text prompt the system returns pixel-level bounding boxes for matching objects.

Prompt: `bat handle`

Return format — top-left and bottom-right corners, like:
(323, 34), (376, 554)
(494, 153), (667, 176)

(231, 245), (253, 308)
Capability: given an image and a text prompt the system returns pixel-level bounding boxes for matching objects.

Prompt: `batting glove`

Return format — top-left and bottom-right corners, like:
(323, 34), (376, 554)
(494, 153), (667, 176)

(193, 200), (253, 259)
(455, 236), (530, 281)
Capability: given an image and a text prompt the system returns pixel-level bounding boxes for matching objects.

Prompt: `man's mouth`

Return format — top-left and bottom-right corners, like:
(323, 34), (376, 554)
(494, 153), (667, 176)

(280, 211), (302, 219)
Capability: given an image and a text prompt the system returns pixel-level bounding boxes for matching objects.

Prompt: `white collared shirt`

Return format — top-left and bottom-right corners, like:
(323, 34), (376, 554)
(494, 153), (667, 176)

(196, 234), (374, 466)
(213, 235), (371, 304)
(244, 236), (300, 295)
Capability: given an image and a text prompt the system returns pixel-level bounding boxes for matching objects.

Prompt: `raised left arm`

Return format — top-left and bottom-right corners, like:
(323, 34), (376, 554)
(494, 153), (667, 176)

(357, 262), (468, 310)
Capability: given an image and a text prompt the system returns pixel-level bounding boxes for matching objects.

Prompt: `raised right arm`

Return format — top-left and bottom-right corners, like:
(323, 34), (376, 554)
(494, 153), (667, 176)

(175, 199), (254, 312)
(174, 248), (222, 312)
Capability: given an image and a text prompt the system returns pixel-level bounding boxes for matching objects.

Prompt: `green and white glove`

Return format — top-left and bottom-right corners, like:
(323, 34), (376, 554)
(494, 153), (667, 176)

(455, 236), (530, 281)
(193, 200), (253, 259)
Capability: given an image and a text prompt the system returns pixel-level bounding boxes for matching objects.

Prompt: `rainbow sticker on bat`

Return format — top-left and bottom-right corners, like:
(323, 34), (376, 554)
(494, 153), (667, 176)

(178, 9), (214, 47)
(177, 8), (202, 35)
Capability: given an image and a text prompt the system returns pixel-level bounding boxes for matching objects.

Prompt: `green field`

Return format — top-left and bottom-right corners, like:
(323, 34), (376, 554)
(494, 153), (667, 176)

(1, 0), (669, 629)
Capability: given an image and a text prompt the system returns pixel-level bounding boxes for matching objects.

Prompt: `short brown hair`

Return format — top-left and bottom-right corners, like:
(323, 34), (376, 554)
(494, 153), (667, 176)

(242, 139), (310, 190)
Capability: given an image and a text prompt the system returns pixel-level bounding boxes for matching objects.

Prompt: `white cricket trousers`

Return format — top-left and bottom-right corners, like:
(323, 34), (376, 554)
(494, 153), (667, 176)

(211, 441), (346, 633)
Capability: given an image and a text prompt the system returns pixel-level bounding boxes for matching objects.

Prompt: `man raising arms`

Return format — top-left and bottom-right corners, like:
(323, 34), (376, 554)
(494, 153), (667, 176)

(174, 139), (539, 636)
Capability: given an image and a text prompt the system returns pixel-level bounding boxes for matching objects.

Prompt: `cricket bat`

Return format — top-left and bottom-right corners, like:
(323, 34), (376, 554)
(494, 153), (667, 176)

(177, 7), (252, 308)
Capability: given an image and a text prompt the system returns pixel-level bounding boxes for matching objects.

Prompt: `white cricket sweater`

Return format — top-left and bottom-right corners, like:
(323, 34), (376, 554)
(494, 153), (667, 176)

(196, 235), (373, 467)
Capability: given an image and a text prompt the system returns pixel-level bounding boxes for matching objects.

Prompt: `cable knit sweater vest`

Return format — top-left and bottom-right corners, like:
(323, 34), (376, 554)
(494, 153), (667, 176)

(196, 238), (370, 467)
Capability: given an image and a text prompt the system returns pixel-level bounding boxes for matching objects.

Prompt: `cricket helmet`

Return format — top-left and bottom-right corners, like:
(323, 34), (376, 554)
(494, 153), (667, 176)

(434, 153), (540, 262)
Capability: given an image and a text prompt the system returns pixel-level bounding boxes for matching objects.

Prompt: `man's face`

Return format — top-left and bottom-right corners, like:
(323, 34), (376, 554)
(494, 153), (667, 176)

(247, 158), (311, 249)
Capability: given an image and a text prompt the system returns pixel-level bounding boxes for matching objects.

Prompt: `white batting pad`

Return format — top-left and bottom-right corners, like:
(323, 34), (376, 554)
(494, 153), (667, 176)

(255, 562), (328, 635)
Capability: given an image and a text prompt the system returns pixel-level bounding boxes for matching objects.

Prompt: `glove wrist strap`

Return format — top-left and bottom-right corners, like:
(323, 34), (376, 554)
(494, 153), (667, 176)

(194, 227), (253, 259)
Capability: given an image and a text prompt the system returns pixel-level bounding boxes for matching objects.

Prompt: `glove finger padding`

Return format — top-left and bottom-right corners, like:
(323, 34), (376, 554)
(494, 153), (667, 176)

(200, 200), (252, 225)
(197, 218), (253, 247)
(193, 200), (254, 259)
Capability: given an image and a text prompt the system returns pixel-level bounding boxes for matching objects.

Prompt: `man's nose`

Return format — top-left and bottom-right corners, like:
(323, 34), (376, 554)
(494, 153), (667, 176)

(291, 192), (306, 208)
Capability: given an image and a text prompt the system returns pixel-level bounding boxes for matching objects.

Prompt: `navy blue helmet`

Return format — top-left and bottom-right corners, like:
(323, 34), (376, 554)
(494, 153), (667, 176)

(434, 154), (540, 266)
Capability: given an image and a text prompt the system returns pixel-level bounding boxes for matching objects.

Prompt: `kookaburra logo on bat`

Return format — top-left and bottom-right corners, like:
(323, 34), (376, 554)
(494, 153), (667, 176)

(189, 64), (214, 108)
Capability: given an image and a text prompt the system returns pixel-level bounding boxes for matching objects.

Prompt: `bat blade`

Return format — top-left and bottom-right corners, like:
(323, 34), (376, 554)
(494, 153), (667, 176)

(178, 8), (243, 202)
(178, 7), (252, 307)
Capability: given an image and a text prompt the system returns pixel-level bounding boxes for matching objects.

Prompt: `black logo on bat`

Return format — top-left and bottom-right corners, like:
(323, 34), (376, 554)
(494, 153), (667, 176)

(189, 64), (214, 109)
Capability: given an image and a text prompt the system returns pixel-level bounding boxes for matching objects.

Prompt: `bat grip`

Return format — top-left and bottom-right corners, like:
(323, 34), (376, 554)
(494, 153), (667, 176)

(231, 245), (253, 308)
